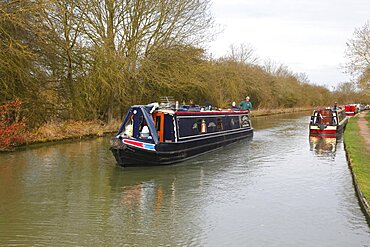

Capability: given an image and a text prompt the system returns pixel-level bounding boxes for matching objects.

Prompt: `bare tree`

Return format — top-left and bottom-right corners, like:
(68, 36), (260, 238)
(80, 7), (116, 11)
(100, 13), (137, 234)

(43, 0), (85, 81)
(227, 43), (258, 64)
(345, 21), (370, 86)
(358, 67), (370, 91)
(76, 0), (214, 122)
(78, 0), (213, 66)
(295, 72), (310, 84)
(0, 0), (58, 125)
(41, 0), (88, 118)
(262, 59), (291, 77)
(0, 1), (40, 99)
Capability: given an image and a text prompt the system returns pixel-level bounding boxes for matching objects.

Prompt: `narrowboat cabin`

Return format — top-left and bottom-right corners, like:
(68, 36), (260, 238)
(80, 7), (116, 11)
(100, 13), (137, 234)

(110, 102), (253, 166)
(345, 104), (358, 117)
(309, 107), (348, 137)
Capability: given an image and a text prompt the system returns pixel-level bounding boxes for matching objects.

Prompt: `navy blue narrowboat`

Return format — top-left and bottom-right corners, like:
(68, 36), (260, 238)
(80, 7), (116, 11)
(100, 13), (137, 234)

(110, 102), (253, 166)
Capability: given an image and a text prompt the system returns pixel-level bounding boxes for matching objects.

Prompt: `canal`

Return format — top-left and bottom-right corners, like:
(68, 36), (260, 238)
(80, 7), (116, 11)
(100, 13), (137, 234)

(0, 112), (369, 246)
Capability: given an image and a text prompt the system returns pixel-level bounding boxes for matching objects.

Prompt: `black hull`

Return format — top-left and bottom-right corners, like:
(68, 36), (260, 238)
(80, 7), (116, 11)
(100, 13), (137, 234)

(111, 128), (253, 166)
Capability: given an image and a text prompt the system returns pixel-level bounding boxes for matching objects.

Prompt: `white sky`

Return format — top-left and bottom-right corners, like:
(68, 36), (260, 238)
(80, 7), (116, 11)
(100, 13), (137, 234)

(208, 0), (370, 89)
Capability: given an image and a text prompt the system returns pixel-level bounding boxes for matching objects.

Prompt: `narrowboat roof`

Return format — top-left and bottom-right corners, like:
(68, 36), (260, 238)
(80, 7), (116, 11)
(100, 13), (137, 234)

(131, 102), (250, 116)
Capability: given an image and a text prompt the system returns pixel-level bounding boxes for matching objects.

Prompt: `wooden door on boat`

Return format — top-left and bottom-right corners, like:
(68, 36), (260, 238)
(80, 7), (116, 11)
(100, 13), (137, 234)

(153, 112), (164, 142)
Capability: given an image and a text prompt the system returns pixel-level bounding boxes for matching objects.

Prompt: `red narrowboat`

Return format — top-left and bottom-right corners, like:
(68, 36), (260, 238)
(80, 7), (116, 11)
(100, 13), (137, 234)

(345, 104), (357, 116)
(309, 107), (348, 137)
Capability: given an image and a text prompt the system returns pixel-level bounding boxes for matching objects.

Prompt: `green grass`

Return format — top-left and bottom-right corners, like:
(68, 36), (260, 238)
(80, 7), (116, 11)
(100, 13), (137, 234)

(344, 115), (370, 202)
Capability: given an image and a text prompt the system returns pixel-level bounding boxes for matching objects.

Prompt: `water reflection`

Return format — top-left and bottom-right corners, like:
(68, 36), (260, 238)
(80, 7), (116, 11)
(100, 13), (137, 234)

(107, 162), (221, 246)
(309, 136), (338, 158)
(110, 166), (178, 214)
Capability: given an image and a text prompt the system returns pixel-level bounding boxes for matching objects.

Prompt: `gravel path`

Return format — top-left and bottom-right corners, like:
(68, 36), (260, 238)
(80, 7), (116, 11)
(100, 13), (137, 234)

(357, 111), (370, 152)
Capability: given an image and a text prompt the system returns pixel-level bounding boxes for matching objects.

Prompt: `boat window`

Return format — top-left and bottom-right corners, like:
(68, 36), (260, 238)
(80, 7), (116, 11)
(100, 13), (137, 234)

(217, 118), (223, 130)
(138, 116), (144, 128)
(241, 115), (250, 127)
(196, 119), (201, 132)
(164, 115), (174, 142)
(230, 117), (240, 129)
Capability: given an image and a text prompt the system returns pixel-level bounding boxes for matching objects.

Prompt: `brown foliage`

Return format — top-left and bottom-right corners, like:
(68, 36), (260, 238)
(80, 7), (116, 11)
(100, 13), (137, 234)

(1, 0), (367, 131)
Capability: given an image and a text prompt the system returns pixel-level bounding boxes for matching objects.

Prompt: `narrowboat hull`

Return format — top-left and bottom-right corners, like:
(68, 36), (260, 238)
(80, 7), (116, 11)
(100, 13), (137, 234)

(309, 124), (345, 137)
(111, 128), (253, 166)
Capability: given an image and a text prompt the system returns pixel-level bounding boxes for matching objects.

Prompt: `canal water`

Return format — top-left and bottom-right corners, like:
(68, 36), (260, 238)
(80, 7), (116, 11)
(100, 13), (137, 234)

(0, 112), (369, 246)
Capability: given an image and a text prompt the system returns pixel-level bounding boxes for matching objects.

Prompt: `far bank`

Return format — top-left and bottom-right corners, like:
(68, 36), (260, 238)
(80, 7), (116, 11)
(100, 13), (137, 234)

(1, 107), (311, 151)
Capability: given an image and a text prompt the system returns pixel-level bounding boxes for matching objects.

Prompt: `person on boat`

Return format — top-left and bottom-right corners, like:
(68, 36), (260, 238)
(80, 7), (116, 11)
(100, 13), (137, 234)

(239, 96), (252, 111)
(332, 102), (340, 110)
(204, 99), (212, 110)
(231, 101), (239, 110)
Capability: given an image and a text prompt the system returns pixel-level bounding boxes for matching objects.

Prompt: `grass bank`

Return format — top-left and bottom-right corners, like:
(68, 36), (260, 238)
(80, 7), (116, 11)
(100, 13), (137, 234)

(344, 113), (370, 217)
(26, 119), (121, 145)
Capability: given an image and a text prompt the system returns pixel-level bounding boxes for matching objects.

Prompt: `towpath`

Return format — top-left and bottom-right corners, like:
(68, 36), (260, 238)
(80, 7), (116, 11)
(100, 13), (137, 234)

(357, 111), (370, 153)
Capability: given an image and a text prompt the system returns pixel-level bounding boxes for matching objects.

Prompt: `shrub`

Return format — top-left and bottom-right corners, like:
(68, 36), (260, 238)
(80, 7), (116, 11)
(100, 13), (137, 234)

(0, 99), (28, 151)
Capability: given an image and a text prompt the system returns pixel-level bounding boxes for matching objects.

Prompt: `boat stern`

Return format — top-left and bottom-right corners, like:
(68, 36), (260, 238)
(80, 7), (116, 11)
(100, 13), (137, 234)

(309, 124), (337, 137)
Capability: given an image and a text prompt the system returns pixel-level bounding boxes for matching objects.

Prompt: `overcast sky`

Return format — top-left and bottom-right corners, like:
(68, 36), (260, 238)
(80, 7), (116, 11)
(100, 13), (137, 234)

(208, 0), (370, 89)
